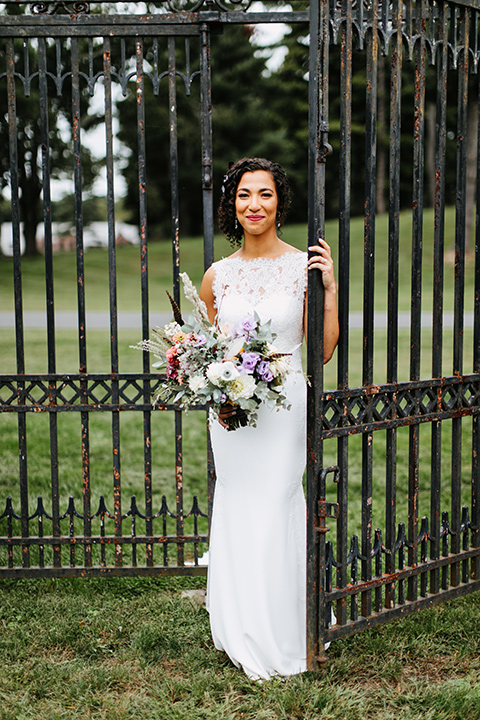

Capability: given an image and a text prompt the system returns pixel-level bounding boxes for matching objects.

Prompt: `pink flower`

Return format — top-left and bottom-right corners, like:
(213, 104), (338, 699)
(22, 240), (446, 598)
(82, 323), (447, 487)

(166, 347), (178, 364)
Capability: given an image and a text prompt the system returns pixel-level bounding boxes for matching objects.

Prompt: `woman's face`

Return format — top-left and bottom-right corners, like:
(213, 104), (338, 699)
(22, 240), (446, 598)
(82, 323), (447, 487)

(235, 170), (278, 237)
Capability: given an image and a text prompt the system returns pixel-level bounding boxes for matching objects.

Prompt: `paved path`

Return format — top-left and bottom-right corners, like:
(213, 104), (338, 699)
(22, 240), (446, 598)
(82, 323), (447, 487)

(0, 310), (475, 330)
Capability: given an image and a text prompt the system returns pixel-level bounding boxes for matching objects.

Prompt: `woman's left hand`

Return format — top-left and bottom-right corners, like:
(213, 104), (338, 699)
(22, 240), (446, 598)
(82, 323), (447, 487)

(308, 238), (336, 293)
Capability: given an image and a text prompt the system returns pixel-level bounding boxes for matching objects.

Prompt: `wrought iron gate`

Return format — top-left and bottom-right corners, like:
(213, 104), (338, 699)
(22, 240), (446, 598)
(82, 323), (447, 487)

(0, 0), (479, 675)
(306, 0), (480, 671)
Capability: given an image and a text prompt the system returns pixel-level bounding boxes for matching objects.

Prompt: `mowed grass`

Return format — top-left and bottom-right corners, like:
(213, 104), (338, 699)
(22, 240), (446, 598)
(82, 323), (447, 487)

(1, 575), (480, 719)
(1, 208), (480, 718)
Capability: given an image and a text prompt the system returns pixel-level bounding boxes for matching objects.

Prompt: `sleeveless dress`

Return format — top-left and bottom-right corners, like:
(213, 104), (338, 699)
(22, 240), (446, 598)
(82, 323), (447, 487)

(207, 251), (308, 681)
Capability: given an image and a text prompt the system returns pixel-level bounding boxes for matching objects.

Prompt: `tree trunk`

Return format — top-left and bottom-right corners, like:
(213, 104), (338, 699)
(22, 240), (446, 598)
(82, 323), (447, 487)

(19, 169), (40, 257)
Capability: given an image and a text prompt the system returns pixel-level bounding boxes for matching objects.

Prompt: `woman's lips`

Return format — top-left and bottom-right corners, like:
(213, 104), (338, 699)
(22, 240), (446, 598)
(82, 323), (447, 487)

(246, 215), (264, 221)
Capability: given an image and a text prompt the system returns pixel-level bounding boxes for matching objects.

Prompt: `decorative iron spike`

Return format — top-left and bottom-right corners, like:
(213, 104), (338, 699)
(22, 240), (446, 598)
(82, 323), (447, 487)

(394, 521), (412, 552)
(2, 497), (19, 520)
(440, 510), (456, 538)
(157, 494), (176, 519)
(460, 505), (471, 534)
(188, 495), (208, 519)
(417, 516), (430, 544)
(325, 540), (342, 569)
(29, 496), (47, 521)
(371, 527), (391, 557)
(166, 290), (184, 326)
(347, 534), (367, 564)
(129, 495), (145, 520)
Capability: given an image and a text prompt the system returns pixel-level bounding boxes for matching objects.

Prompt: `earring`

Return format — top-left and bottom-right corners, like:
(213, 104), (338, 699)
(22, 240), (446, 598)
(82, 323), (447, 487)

(235, 218), (239, 231)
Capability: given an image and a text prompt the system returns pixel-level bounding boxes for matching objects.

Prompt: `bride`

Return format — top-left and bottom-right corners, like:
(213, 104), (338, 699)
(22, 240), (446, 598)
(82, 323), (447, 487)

(200, 157), (339, 681)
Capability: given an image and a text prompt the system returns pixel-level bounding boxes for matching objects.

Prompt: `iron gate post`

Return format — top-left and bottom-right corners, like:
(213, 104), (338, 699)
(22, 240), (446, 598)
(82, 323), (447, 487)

(306, 0), (332, 670)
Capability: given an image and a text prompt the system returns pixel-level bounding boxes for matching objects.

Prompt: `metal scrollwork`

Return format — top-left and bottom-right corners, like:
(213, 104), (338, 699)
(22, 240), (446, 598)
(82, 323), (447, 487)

(30, 1), (90, 14)
(164, 0), (252, 11)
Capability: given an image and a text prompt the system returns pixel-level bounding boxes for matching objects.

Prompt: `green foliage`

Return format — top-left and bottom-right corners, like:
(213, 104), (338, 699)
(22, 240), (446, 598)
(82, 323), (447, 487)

(116, 26), (289, 237)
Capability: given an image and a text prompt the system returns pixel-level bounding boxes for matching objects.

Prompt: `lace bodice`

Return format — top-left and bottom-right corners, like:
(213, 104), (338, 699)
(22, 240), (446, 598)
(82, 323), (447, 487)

(212, 252), (307, 368)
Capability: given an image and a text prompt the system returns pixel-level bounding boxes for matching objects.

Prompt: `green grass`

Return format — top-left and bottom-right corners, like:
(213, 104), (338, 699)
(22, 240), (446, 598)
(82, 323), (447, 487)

(1, 575), (480, 719)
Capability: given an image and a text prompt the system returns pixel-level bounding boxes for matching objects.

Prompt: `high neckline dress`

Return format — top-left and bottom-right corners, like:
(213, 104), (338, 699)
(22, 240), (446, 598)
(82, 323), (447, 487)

(206, 251), (308, 681)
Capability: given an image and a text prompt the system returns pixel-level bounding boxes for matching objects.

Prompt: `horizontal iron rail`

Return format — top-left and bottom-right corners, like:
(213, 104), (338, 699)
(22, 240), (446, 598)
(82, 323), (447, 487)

(2, 375), (479, 428)
(0, 565), (207, 578)
(321, 579), (480, 648)
(1, 534), (207, 546)
(0, 11), (310, 35)
(326, 547), (480, 602)
(322, 374), (480, 437)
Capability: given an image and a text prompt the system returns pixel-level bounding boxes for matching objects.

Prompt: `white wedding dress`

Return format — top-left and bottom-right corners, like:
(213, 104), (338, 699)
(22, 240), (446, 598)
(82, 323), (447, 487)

(207, 251), (308, 681)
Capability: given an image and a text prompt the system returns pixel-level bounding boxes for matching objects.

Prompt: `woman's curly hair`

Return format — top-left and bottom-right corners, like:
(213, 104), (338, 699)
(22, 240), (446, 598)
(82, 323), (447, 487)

(218, 158), (291, 247)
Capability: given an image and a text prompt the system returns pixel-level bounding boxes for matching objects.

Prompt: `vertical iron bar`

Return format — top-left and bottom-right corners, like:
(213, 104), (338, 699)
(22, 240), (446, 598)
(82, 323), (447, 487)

(168, 37), (184, 565)
(430, 0), (448, 595)
(103, 36), (122, 567)
(136, 38), (153, 567)
(71, 37), (91, 568)
(39, 37), (61, 569)
(7, 37), (29, 568)
(336, 0), (353, 627)
(361, 0), (379, 619)
(199, 26), (216, 540)
(200, 27), (214, 272)
(472, 63), (480, 582)
(451, 5), (470, 587)
(408, 0), (427, 601)
(306, 0), (329, 668)
(385, 0), (403, 607)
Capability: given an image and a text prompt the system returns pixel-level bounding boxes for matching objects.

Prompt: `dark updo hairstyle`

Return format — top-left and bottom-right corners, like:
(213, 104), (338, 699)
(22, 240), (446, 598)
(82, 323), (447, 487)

(218, 157), (291, 248)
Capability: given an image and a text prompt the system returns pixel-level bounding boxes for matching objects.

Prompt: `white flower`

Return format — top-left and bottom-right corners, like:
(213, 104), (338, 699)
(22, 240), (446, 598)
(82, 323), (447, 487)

(164, 321), (182, 340)
(188, 374), (208, 393)
(206, 361), (240, 384)
(269, 357), (292, 377)
(227, 374), (257, 401)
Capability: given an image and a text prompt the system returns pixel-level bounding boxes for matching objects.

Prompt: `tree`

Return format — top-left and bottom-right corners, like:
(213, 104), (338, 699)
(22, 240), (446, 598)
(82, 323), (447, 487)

(117, 25), (284, 237)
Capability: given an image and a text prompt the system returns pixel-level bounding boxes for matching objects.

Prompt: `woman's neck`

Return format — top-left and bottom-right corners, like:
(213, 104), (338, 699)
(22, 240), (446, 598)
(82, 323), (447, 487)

(236, 232), (286, 260)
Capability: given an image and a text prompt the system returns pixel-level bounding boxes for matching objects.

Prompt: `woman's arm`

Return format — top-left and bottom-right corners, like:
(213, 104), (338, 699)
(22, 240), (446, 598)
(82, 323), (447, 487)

(304, 238), (339, 364)
(199, 265), (217, 325)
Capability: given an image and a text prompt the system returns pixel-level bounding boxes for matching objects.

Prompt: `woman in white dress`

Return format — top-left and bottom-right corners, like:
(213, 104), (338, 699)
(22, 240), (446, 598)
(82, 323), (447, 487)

(200, 158), (339, 681)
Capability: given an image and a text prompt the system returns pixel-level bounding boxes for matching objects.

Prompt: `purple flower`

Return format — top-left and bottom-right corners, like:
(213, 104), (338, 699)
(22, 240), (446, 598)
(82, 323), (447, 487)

(220, 393), (227, 403)
(241, 352), (260, 374)
(194, 334), (206, 346)
(235, 316), (257, 337)
(257, 360), (273, 382)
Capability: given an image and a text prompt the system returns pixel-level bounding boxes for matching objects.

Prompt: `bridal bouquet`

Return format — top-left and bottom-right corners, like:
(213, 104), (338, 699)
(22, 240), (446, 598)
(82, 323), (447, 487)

(133, 273), (294, 431)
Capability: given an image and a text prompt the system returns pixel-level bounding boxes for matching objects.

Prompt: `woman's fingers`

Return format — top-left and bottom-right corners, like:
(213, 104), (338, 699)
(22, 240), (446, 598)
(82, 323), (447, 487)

(308, 239), (335, 290)
(218, 404), (237, 428)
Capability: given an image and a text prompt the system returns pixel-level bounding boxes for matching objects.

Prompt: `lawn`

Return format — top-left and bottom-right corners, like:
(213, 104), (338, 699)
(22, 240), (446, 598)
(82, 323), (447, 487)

(1, 208), (479, 718)
(1, 575), (480, 719)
